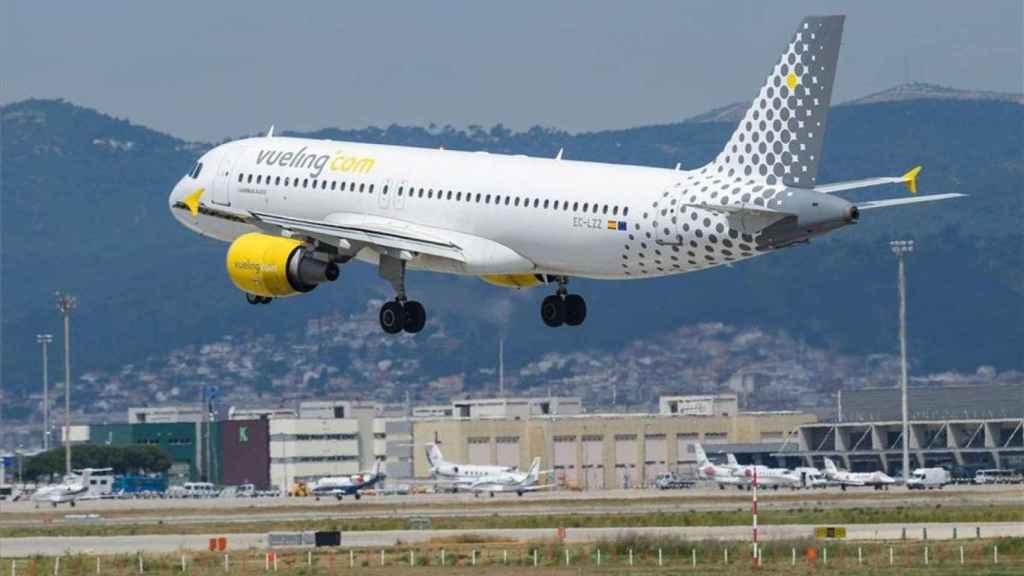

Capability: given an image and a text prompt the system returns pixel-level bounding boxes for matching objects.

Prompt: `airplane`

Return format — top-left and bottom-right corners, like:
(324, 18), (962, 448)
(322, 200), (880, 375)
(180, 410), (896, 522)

(31, 468), (112, 508)
(424, 443), (518, 491)
(169, 15), (963, 335)
(725, 454), (803, 489)
(310, 460), (385, 501)
(694, 444), (746, 489)
(461, 457), (556, 497)
(822, 457), (895, 491)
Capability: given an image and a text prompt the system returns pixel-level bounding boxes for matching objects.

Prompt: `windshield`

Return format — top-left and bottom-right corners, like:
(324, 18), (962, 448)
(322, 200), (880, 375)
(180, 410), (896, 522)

(188, 161), (204, 179)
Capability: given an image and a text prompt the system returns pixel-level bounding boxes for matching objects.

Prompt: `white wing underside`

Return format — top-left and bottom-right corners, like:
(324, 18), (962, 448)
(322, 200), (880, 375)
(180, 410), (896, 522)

(249, 211), (466, 262)
(855, 193), (965, 210)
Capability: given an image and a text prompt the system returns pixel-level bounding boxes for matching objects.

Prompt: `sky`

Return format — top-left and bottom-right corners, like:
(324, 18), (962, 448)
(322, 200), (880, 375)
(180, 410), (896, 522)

(4, 1), (1022, 142)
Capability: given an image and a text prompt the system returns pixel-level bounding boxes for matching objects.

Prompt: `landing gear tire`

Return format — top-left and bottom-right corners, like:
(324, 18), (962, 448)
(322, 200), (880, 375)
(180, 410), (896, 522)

(380, 301), (405, 334)
(564, 294), (587, 326)
(354, 493), (361, 500)
(541, 295), (566, 327)
(403, 301), (426, 334)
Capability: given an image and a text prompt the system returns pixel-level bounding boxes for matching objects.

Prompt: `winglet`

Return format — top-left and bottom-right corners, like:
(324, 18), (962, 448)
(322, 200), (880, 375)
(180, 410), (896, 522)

(184, 188), (204, 216)
(902, 165), (922, 194)
(555, 147), (564, 160)
(266, 125), (275, 138)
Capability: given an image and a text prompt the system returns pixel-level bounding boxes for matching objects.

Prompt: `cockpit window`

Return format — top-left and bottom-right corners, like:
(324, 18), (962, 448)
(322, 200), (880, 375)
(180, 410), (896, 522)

(189, 162), (203, 179)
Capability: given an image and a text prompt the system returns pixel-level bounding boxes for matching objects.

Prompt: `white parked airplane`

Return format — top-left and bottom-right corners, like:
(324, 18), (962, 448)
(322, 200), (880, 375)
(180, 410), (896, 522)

(726, 456), (802, 489)
(694, 444), (745, 489)
(310, 460), (385, 501)
(170, 15), (962, 334)
(31, 468), (113, 508)
(823, 457), (895, 491)
(424, 443), (517, 490)
(461, 457), (555, 497)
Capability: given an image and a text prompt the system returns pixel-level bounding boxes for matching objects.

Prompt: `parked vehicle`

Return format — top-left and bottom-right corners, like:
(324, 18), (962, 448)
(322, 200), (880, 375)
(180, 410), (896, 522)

(181, 482), (218, 498)
(974, 469), (1023, 485)
(906, 468), (950, 490)
(655, 473), (695, 490)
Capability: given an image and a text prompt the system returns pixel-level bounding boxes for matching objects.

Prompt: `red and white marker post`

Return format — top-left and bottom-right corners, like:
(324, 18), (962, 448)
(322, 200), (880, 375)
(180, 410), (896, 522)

(752, 466), (760, 566)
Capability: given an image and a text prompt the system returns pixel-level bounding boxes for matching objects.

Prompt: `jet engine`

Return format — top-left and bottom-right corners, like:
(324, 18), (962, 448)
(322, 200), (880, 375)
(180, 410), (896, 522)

(226, 233), (339, 297)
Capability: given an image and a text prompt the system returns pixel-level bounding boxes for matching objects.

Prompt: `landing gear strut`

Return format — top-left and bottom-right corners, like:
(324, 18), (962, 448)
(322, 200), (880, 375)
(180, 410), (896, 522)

(378, 255), (427, 334)
(540, 277), (586, 327)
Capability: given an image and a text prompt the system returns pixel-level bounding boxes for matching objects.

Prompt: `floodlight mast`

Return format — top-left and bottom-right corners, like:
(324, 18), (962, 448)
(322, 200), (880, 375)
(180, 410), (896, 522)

(36, 334), (53, 450)
(56, 291), (78, 476)
(889, 240), (914, 483)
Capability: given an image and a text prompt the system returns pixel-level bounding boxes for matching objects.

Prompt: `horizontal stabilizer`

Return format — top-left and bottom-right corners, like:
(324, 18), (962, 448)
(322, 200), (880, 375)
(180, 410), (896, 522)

(857, 193), (965, 211)
(683, 203), (791, 234)
(816, 166), (923, 195)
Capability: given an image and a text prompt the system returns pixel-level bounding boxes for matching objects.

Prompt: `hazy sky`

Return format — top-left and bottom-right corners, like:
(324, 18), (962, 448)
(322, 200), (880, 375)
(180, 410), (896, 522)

(4, 1), (1021, 142)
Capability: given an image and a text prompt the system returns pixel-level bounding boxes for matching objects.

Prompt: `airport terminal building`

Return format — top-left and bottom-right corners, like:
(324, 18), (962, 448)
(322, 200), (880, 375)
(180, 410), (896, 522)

(787, 383), (1023, 476)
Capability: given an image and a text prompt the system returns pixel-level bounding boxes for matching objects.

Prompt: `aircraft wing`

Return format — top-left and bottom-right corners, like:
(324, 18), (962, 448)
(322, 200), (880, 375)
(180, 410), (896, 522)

(248, 211), (466, 262)
(816, 166), (922, 194)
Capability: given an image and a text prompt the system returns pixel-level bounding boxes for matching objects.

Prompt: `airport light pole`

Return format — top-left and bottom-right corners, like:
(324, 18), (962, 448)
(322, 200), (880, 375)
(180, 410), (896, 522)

(56, 291), (78, 476)
(37, 334), (54, 451)
(889, 240), (913, 483)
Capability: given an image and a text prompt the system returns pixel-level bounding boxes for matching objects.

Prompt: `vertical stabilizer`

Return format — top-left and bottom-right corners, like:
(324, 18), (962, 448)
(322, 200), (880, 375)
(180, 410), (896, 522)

(708, 15), (844, 188)
(693, 443), (709, 466)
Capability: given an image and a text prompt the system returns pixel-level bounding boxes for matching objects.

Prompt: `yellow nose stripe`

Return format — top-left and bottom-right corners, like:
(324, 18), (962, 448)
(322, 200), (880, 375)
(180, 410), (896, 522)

(184, 188), (204, 216)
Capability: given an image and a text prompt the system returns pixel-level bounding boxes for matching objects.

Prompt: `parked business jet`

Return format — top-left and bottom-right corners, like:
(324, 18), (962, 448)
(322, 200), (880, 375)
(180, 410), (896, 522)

(424, 443), (518, 490)
(31, 468), (112, 508)
(823, 457), (896, 491)
(310, 460), (385, 501)
(462, 457), (555, 497)
(694, 444), (745, 489)
(170, 15), (962, 334)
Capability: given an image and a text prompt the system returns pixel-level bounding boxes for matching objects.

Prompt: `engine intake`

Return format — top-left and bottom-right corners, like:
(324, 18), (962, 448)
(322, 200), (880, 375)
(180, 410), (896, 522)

(226, 233), (339, 297)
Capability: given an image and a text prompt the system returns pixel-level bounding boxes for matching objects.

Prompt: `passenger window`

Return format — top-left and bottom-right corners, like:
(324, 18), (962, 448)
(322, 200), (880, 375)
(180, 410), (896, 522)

(593, 204), (599, 213)
(623, 207), (630, 216)
(447, 191), (453, 200)
(311, 179), (317, 188)
(533, 199), (540, 208)
(613, 206), (619, 216)
(583, 203), (589, 212)
(514, 197), (520, 207)
(485, 194), (491, 204)
(303, 178), (308, 187)
(543, 199), (550, 209)
(419, 188), (424, 198)
(275, 176), (281, 186)
(475, 193), (482, 203)
(368, 184), (373, 194)
(284, 177), (290, 186)
(398, 186), (404, 196)
(428, 189), (433, 199)
(573, 202), (579, 211)
(247, 174), (253, 184)
(359, 183), (365, 192)
(238, 173), (244, 183)
(456, 192), (462, 201)
(602, 205), (608, 214)
(505, 196), (511, 206)
(330, 181), (336, 190)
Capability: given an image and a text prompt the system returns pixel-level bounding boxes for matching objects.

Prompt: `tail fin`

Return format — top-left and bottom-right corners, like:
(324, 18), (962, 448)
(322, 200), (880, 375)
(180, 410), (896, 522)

(526, 457), (541, 482)
(823, 457), (837, 473)
(708, 15), (844, 188)
(693, 443), (709, 466)
(371, 459), (383, 478)
(426, 443), (445, 467)
(726, 454), (739, 467)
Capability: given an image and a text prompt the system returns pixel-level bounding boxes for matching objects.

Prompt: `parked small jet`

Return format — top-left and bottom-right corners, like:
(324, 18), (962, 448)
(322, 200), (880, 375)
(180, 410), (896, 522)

(694, 444), (745, 489)
(425, 443), (515, 488)
(823, 457), (895, 490)
(462, 457), (554, 497)
(310, 460), (385, 501)
(31, 468), (113, 508)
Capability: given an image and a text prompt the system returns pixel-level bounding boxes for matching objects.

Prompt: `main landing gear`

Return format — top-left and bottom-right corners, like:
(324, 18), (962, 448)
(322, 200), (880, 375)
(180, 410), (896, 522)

(378, 255), (427, 334)
(540, 277), (586, 327)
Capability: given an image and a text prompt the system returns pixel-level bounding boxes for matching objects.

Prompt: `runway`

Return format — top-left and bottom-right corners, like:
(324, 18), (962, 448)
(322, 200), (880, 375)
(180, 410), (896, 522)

(2, 484), (1019, 530)
(2, 522), (1022, 557)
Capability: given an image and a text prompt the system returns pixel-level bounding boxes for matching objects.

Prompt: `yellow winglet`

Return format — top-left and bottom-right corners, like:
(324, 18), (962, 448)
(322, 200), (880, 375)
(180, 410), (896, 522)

(901, 166), (922, 195)
(184, 188), (204, 216)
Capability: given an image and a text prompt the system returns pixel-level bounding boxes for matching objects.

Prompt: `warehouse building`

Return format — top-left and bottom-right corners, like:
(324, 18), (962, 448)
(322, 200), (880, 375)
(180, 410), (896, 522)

(787, 383), (1024, 476)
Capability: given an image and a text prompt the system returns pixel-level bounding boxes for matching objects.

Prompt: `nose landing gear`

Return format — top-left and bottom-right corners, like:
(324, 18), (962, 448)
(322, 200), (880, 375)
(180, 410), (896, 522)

(540, 277), (586, 327)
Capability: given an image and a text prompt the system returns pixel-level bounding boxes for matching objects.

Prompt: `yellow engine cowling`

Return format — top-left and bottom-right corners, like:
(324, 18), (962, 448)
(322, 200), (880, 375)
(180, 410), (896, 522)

(226, 233), (339, 297)
(480, 274), (547, 289)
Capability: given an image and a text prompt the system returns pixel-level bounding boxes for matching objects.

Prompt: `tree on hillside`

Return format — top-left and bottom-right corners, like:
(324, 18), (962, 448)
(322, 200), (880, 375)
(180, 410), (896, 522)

(24, 444), (172, 482)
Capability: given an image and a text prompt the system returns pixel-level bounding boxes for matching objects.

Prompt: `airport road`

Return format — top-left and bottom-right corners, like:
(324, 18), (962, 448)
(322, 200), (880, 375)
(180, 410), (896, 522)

(2, 484), (1020, 529)
(2, 522), (1022, 556)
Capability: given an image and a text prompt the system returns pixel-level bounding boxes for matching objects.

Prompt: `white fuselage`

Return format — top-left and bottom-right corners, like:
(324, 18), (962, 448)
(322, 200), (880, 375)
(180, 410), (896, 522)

(171, 137), (767, 280)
